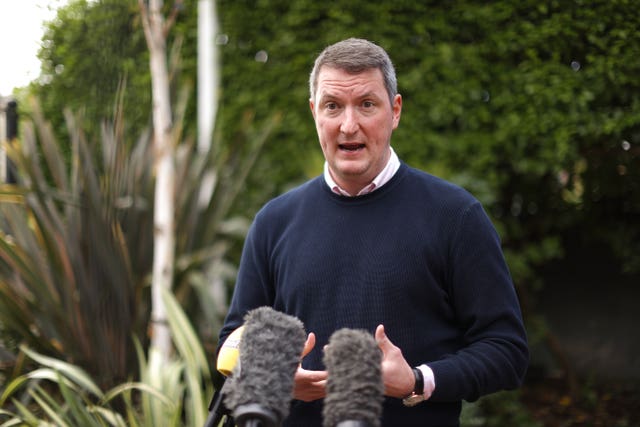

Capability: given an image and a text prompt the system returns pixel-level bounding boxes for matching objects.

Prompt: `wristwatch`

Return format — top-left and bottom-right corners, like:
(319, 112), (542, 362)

(402, 367), (426, 407)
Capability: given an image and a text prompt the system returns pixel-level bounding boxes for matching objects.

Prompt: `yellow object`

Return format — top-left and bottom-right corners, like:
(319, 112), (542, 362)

(216, 326), (244, 376)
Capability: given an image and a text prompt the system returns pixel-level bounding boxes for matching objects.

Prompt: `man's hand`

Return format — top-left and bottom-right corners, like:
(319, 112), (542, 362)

(375, 324), (415, 398)
(293, 332), (328, 401)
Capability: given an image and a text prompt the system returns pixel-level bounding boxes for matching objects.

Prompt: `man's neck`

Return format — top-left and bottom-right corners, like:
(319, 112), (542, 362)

(324, 147), (400, 197)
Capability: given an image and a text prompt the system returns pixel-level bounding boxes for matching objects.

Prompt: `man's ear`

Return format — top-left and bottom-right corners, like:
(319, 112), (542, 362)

(392, 94), (402, 129)
(309, 98), (316, 119)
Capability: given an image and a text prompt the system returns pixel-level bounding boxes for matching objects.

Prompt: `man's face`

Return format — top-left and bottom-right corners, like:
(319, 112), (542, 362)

(310, 66), (402, 195)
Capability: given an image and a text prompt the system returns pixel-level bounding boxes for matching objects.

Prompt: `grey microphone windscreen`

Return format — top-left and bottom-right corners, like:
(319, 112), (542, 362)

(223, 306), (306, 425)
(323, 328), (384, 427)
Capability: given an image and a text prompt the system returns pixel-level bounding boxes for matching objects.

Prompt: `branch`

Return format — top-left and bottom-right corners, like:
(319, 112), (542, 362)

(163, 0), (184, 37)
(137, 0), (153, 48)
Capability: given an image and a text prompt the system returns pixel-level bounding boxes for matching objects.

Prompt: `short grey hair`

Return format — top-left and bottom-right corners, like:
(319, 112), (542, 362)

(309, 38), (398, 105)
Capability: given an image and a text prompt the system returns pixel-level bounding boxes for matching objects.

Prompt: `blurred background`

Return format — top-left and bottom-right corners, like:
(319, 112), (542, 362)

(1, 1), (638, 426)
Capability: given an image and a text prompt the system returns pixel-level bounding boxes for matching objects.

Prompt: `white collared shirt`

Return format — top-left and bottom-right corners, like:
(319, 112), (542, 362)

(324, 147), (401, 197)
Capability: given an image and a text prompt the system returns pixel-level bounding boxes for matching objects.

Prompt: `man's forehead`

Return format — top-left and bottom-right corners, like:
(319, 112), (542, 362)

(316, 67), (385, 95)
(317, 65), (383, 81)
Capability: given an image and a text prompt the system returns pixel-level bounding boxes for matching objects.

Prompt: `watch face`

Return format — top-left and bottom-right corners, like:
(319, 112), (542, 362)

(402, 393), (425, 407)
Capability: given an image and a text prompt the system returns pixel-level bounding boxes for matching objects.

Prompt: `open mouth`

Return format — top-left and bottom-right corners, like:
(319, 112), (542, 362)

(339, 143), (365, 152)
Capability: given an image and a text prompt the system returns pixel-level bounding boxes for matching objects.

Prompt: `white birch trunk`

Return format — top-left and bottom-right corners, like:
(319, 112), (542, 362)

(197, 0), (219, 154)
(139, 0), (176, 363)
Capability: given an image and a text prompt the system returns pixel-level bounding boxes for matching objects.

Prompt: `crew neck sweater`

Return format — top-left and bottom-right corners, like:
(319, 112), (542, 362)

(219, 162), (528, 427)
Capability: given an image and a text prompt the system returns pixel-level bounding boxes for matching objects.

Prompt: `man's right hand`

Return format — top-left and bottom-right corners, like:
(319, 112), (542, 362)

(293, 332), (328, 401)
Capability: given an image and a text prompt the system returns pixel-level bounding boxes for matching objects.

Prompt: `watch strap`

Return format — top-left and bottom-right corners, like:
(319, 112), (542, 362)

(412, 367), (424, 395)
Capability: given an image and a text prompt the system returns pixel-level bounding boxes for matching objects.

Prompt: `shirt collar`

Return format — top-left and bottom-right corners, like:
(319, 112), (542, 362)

(323, 147), (401, 197)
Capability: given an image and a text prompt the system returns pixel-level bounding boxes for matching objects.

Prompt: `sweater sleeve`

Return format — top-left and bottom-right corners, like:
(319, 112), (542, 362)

(217, 215), (275, 353)
(428, 201), (529, 402)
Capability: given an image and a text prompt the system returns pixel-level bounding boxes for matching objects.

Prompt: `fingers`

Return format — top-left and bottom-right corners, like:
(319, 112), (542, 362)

(376, 323), (407, 365)
(293, 380), (326, 402)
(376, 324), (403, 360)
(375, 323), (385, 341)
(301, 332), (316, 358)
(294, 366), (328, 402)
(375, 323), (391, 353)
(296, 326), (410, 401)
(374, 324), (415, 397)
(297, 365), (328, 382)
(294, 332), (329, 401)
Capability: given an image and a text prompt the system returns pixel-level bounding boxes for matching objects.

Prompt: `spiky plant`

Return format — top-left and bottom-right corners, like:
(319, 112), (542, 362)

(0, 97), (153, 388)
(0, 90), (276, 392)
(0, 289), (212, 427)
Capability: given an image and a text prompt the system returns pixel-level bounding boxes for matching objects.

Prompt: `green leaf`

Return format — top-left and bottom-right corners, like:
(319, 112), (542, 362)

(102, 382), (175, 410)
(29, 387), (71, 427)
(19, 346), (103, 398)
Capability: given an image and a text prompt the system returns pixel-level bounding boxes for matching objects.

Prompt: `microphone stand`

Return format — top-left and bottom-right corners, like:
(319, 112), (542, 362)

(204, 388), (234, 427)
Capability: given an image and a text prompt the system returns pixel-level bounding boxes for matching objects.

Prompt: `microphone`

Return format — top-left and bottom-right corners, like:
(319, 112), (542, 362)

(322, 328), (384, 427)
(217, 325), (245, 377)
(204, 325), (246, 427)
(222, 306), (306, 427)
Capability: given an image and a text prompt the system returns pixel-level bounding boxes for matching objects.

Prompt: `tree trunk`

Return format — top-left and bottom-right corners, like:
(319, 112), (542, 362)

(139, 0), (178, 363)
(198, 0), (219, 154)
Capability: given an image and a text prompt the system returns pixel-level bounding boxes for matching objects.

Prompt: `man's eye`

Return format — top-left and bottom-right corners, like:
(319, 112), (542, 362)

(325, 102), (338, 110)
(363, 101), (374, 108)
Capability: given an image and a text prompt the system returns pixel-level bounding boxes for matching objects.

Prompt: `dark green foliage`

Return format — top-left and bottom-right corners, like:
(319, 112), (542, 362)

(217, 0), (640, 278)
(30, 0), (199, 143)
(35, 0), (143, 139)
(24, 0), (640, 276)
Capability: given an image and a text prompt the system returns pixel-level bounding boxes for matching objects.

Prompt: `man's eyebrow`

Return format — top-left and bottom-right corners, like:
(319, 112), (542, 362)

(358, 91), (381, 100)
(317, 91), (339, 101)
(318, 91), (380, 102)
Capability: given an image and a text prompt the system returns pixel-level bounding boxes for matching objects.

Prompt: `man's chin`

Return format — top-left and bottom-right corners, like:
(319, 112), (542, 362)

(334, 157), (368, 172)
(334, 166), (368, 181)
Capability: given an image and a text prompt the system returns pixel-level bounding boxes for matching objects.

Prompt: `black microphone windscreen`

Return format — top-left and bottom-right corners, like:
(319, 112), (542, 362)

(223, 306), (306, 424)
(322, 328), (384, 427)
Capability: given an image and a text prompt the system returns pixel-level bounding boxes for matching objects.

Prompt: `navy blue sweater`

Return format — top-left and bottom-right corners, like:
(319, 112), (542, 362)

(219, 163), (529, 427)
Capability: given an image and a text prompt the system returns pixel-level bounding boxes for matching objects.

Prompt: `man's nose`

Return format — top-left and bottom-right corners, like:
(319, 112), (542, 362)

(340, 108), (359, 135)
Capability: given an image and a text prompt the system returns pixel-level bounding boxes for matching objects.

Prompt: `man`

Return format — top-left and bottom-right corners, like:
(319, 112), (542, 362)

(218, 38), (528, 427)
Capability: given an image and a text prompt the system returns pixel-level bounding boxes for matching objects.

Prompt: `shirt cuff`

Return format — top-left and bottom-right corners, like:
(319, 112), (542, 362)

(416, 364), (435, 399)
